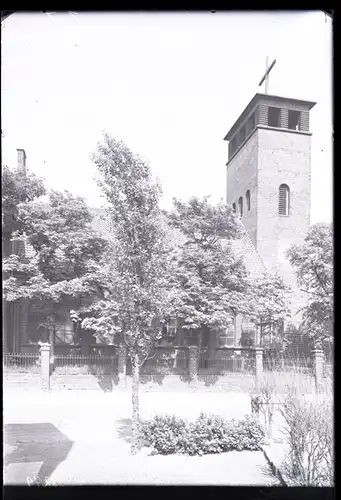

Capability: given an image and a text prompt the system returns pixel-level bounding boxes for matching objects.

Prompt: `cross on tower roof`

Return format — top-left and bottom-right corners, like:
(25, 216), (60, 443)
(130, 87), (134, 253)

(258, 56), (276, 94)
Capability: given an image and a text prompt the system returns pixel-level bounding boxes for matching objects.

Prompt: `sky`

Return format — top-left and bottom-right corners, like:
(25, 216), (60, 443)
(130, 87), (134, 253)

(2, 11), (333, 223)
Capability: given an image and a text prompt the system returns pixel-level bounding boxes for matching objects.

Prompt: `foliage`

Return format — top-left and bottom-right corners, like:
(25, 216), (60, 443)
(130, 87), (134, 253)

(248, 273), (291, 347)
(2, 163), (45, 244)
(141, 412), (265, 456)
(79, 133), (173, 360)
(280, 391), (333, 486)
(3, 189), (107, 337)
(166, 197), (251, 333)
(286, 223), (333, 346)
(81, 132), (174, 455)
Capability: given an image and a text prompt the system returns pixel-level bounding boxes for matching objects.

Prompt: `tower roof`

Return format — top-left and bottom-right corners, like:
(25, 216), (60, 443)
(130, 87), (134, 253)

(224, 93), (316, 141)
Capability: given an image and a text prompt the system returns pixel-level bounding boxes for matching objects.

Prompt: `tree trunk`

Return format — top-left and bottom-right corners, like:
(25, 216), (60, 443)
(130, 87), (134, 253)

(48, 324), (55, 374)
(131, 351), (140, 455)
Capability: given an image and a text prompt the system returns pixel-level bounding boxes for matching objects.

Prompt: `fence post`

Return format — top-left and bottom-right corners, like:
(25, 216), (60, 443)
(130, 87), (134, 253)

(188, 346), (198, 384)
(40, 343), (51, 391)
(255, 347), (264, 393)
(312, 349), (324, 393)
(118, 344), (127, 387)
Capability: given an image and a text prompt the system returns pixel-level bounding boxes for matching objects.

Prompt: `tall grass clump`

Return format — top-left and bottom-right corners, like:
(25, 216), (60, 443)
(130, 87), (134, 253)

(253, 350), (333, 486)
(279, 388), (333, 486)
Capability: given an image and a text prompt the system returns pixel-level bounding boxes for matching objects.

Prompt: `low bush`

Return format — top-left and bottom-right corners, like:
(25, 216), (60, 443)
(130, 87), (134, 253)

(141, 412), (265, 456)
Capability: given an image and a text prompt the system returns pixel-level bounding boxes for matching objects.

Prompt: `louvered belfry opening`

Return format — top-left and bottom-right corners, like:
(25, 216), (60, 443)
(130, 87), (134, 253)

(279, 184), (290, 215)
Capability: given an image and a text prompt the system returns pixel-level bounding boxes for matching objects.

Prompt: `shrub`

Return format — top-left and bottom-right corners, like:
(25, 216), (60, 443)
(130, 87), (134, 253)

(141, 412), (265, 456)
(141, 414), (188, 454)
(280, 390), (334, 486)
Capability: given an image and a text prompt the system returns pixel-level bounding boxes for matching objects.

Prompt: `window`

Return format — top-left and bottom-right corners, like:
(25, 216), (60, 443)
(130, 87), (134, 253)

(279, 184), (290, 216)
(245, 190), (251, 211)
(268, 106), (281, 128)
(184, 330), (198, 346)
(161, 317), (177, 338)
(241, 317), (256, 347)
(219, 326), (234, 347)
(238, 197), (243, 217)
(55, 321), (75, 344)
(167, 317), (177, 337)
(288, 110), (300, 131)
(232, 203), (236, 214)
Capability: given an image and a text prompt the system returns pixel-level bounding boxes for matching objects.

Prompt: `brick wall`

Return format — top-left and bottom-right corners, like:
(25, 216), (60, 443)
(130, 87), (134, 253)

(49, 373), (257, 393)
(226, 125), (312, 320)
(256, 127), (311, 318)
(226, 132), (259, 246)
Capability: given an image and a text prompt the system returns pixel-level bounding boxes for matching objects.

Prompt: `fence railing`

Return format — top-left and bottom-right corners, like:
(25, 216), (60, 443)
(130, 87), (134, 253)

(263, 351), (313, 374)
(4, 344), (332, 392)
(3, 352), (41, 373)
(54, 345), (83, 355)
(53, 354), (119, 375)
(140, 347), (188, 375)
(199, 348), (256, 374)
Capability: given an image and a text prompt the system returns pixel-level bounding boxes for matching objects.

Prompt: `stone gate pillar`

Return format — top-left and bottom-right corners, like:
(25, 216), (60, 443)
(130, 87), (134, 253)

(40, 343), (51, 391)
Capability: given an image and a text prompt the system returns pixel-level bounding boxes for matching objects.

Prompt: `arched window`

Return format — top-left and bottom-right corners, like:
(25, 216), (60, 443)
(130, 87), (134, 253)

(232, 203), (236, 214)
(245, 190), (251, 211)
(279, 184), (290, 215)
(238, 197), (243, 217)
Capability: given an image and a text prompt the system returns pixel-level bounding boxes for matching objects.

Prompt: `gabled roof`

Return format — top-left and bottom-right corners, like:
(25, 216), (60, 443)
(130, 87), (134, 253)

(20, 208), (267, 283)
(90, 208), (268, 282)
(230, 228), (267, 281)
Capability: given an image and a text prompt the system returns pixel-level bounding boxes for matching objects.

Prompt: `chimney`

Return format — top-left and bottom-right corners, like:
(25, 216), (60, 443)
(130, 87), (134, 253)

(17, 149), (27, 169)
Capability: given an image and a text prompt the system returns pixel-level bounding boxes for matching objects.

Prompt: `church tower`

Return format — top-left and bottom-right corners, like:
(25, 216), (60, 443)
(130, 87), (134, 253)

(224, 91), (316, 319)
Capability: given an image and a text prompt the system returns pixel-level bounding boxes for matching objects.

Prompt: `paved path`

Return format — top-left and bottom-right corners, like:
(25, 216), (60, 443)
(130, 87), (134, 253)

(4, 390), (279, 486)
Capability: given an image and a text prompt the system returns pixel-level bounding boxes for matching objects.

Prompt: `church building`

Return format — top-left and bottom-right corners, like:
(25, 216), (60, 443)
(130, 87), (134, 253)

(3, 63), (317, 355)
(224, 87), (316, 341)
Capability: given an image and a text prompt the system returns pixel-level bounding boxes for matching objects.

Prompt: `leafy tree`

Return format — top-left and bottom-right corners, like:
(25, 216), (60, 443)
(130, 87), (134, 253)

(166, 197), (252, 343)
(166, 197), (292, 350)
(2, 164), (45, 254)
(80, 133), (172, 454)
(286, 223), (333, 347)
(3, 189), (107, 350)
(249, 273), (291, 348)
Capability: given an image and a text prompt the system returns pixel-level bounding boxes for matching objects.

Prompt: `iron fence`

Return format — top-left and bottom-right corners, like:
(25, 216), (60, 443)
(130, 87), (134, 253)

(140, 348), (188, 375)
(3, 352), (41, 373)
(324, 363), (333, 379)
(263, 351), (313, 374)
(54, 345), (83, 355)
(199, 348), (256, 374)
(53, 354), (119, 375)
